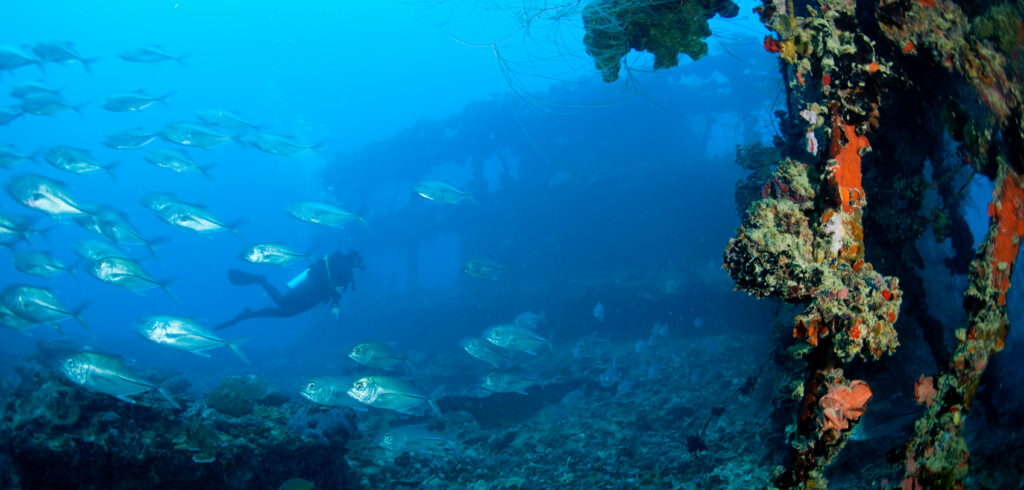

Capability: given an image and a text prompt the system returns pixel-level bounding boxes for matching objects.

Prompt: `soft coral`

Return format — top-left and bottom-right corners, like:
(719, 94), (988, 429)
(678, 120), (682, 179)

(818, 379), (873, 433)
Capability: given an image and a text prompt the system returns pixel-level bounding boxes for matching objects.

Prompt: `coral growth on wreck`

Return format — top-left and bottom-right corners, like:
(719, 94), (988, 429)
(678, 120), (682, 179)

(582, 0), (740, 82)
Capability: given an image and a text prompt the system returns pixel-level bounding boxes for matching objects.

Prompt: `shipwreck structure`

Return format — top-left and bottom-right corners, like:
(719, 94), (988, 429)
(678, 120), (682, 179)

(582, 0), (1023, 487)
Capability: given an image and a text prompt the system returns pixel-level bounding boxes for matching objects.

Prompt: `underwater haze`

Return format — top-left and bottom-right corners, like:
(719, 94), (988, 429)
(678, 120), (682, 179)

(2, 0), (1023, 488)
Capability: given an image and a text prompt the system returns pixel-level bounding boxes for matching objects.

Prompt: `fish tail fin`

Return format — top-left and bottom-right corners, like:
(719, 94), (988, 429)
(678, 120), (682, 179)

(72, 102), (86, 117)
(227, 337), (251, 364)
(64, 258), (81, 280)
(32, 225), (54, 244)
(312, 140), (328, 156)
(199, 162), (217, 181)
(227, 220), (246, 238)
(158, 277), (179, 302)
(403, 359), (417, 375)
(159, 91), (175, 108)
(29, 147), (46, 164)
(35, 60), (46, 74)
(175, 53), (189, 67)
(72, 301), (90, 330)
(465, 194), (480, 206)
(104, 161), (121, 182)
(144, 236), (169, 260)
(80, 57), (99, 75)
(157, 386), (180, 409)
(428, 385), (445, 416)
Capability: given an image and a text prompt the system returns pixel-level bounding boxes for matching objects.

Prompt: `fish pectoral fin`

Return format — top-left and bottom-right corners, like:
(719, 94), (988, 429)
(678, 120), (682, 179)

(113, 394), (137, 404)
(190, 350), (212, 358)
(115, 374), (156, 389)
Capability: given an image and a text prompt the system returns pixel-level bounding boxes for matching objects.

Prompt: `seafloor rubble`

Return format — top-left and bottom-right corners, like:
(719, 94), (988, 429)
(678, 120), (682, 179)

(2, 328), (1022, 488)
(0, 355), (354, 489)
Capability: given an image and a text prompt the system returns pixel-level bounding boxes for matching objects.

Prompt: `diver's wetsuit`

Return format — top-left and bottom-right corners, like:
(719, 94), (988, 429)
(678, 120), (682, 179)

(215, 250), (361, 330)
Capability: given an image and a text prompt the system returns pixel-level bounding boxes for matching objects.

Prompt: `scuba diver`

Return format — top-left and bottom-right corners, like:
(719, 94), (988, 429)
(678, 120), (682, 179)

(215, 249), (364, 330)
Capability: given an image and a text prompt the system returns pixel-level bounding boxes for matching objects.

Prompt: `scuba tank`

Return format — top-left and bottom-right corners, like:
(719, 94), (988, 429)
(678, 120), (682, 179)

(286, 253), (330, 289)
(287, 254), (342, 320)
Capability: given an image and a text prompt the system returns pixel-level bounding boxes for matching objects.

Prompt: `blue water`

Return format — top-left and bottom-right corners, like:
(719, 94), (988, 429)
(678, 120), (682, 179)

(11, 1), (1022, 487)
(0, 0), (776, 385)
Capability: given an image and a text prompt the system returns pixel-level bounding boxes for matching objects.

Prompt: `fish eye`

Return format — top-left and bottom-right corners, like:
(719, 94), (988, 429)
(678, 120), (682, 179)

(384, 435), (392, 442)
(306, 382), (316, 390)
(355, 381), (366, 390)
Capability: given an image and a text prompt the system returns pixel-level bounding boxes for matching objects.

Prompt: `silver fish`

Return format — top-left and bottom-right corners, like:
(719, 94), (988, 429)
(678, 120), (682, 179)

(245, 132), (323, 157)
(242, 243), (308, 266)
(13, 251), (75, 278)
(7, 173), (92, 218)
(73, 239), (130, 262)
(161, 122), (238, 150)
(0, 285), (88, 331)
(0, 213), (44, 245)
(10, 81), (62, 99)
(118, 46), (186, 65)
(102, 90), (171, 112)
(459, 337), (511, 368)
(41, 146), (117, 179)
(514, 311), (545, 329)
(30, 41), (95, 72)
(348, 342), (406, 370)
(18, 92), (83, 117)
(144, 148), (214, 178)
(143, 193), (239, 235)
(74, 207), (160, 255)
(0, 303), (35, 335)
(463, 257), (504, 280)
(136, 315), (248, 363)
(140, 192), (178, 212)
(599, 357), (620, 388)
(484, 324), (550, 355)
(0, 46), (42, 73)
(414, 180), (476, 205)
(482, 369), (541, 395)
(0, 145), (29, 168)
(60, 352), (178, 407)
(378, 424), (455, 454)
(195, 109), (260, 131)
(87, 256), (175, 299)
(299, 376), (366, 410)
(103, 128), (158, 149)
(0, 106), (22, 125)
(285, 201), (365, 229)
(346, 376), (435, 414)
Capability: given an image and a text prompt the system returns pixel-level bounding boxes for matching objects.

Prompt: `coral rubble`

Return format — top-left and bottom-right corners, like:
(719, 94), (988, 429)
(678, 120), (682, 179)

(0, 361), (353, 489)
